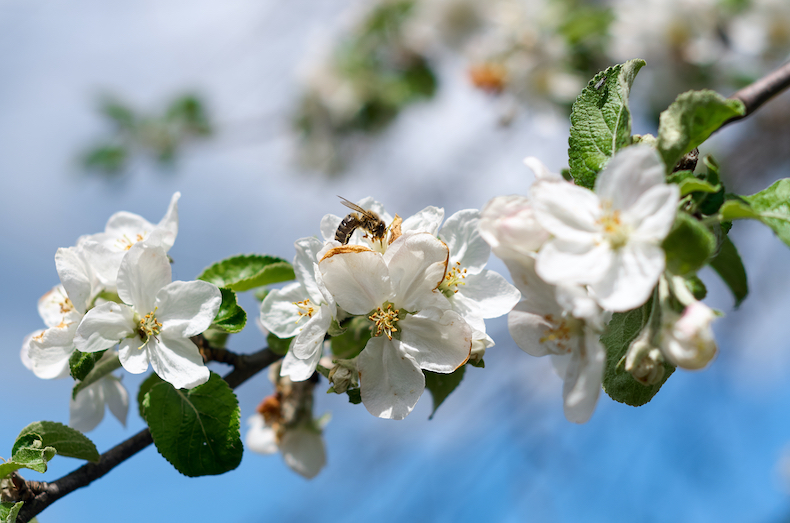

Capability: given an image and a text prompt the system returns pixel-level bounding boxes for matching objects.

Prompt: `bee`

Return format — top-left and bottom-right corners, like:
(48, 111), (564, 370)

(335, 196), (387, 245)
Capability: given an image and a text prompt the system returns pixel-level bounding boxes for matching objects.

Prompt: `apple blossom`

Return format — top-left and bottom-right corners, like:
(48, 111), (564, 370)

(74, 242), (221, 389)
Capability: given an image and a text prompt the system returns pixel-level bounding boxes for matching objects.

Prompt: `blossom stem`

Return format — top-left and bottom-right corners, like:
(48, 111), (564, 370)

(725, 61), (790, 127)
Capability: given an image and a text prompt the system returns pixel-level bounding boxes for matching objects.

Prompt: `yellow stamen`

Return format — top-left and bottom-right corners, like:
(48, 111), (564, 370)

(369, 304), (400, 340)
(137, 306), (163, 349)
(293, 299), (317, 322)
(439, 261), (467, 297)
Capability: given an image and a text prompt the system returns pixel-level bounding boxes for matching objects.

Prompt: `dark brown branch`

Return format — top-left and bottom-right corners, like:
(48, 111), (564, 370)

(725, 60), (790, 126)
(193, 334), (244, 367)
(14, 346), (280, 523)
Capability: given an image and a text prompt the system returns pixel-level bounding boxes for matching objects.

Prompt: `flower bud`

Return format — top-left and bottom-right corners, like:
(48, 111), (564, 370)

(327, 359), (358, 394)
(625, 332), (665, 385)
(660, 302), (717, 370)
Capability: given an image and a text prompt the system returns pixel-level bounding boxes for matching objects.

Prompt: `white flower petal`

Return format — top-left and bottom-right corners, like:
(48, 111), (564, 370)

(281, 340), (324, 382)
(561, 330), (605, 424)
(454, 270), (521, 320)
(401, 206), (444, 236)
(55, 247), (96, 313)
(399, 308), (471, 373)
(104, 211), (155, 238)
(38, 285), (72, 328)
(320, 214), (342, 242)
(149, 336), (209, 389)
(508, 301), (563, 357)
(291, 307), (332, 361)
(28, 324), (76, 380)
(156, 280), (222, 338)
(479, 195), (550, 259)
(117, 243), (172, 313)
(627, 184), (680, 242)
(293, 237), (325, 303)
(358, 337), (425, 420)
(74, 302), (136, 353)
(80, 240), (124, 289)
(590, 242), (664, 312)
(118, 337), (150, 374)
(384, 233), (448, 312)
(595, 145), (665, 209)
(21, 333), (36, 372)
(356, 197), (393, 225)
(531, 181), (602, 243)
(502, 256), (561, 307)
(103, 375), (129, 427)
(260, 282), (310, 338)
(155, 192), (180, 250)
(245, 414), (278, 455)
(439, 209), (490, 274)
(319, 248), (390, 314)
(280, 428), (327, 479)
(524, 156), (564, 182)
(536, 239), (613, 285)
(69, 380), (105, 433)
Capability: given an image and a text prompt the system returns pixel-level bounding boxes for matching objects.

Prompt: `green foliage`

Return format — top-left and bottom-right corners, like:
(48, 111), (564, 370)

(424, 366), (466, 419)
(137, 373), (164, 419)
(142, 372), (243, 477)
(267, 333), (293, 356)
(656, 90), (745, 171)
(346, 388), (362, 405)
(71, 354), (122, 400)
(14, 421), (99, 463)
(211, 288), (247, 333)
(709, 235), (749, 307)
(0, 434), (56, 477)
(684, 275), (708, 301)
(330, 316), (372, 359)
(198, 254), (295, 292)
(662, 212), (717, 276)
(697, 155), (726, 215)
(0, 502), (23, 523)
(602, 303), (675, 406)
(740, 178), (790, 248)
(68, 349), (106, 381)
(667, 170), (721, 197)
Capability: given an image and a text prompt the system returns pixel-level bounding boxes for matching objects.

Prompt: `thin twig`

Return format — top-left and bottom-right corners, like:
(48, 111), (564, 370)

(14, 346), (280, 523)
(725, 60), (790, 126)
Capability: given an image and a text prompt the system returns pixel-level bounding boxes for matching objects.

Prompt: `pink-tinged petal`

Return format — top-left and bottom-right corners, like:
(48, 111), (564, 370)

(561, 330), (605, 424)
(595, 145), (665, 209)
(149, 336), (209, 389)
(401, 206), (444, 236)
(103, 375), (129, 427)
(74, 302), (136, 353)
(280, 428), (327, 479)
(384, 233), (448, 312)
(117, 243), (172, 313)
(28, 323), (77, 380)
(246, 414), (278, 454)
(260, 283), (310, 338)
(454, 270), (521, 320)
(399, 308), (471, 373)
(291, 307), (332, 360)
(156, 280), (222, 338)
(38, 285), (71, 328)
(590, 242), (664, 312)
(531, 182), (601, 242)
(69, 380), (105, 433)
(293, 237), (324, 302)
(155, 192), (180, 250)
(118, 337), (150, 374)
(320, 249), (390, 314)
(439, 209), (490, 275)
(55, 247), (95, 313)
(524, 157), (564, 182)
(508, 301), (566, 357)
(479, 195), (550, 259)
(358, 337), (425, 420)
(320, 214), (342, 242)
(281, 340), (324, 382)
(627, 185), (679, 242)
(536, 239), (613, 285)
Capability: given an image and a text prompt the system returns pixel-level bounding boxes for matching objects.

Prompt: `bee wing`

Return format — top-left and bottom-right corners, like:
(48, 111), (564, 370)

(338, 196), (375, 218)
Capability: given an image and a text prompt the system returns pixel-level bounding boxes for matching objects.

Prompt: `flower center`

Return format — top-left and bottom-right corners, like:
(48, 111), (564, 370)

(598, 202), (630, 250)
(540, 314), (581, 353)
(293, 299), (317, 322)
(369, 304), (400, 340)
(116, 232), (147, 251)
(137, 307), (162, 347)
(439, 261), (467, 298)
(59, 297), (74, 314)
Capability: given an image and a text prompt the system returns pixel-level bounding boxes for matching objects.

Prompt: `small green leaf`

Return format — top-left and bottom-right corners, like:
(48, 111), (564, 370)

(327, 318), (347, 337)
(719, 199), (759, 220)
(740, 178), (790, 248)
(143, 372), (243, 477)
(424, 366), (466, 419)
(602, 302), (675, 406)
(684, 275), (707, 301)
(568, 59), (645, 189)
(346, 388), (362, 405)
(657, 90), (745, 172)
(14, 421), (99, 463)
(266, 333), (293, 356)
(662, 213), (717, 276)
(137, 373), (164, 419)
(677, 178), (721, 196)
(710, 234), (749, 307)
(330, 316), (371, 359)
(0, 502), (24, 523)
(468, 358), (485, 369)
(69, 349), (106, 381)
(198, 254), (295, 292)
(211, 288), (247, 333)
(72, 354), (122, 400)
(0, 434), (56, 477)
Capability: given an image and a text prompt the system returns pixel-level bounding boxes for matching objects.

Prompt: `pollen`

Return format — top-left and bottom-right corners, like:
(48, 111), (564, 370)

(59, 297), (74, 314)
(293, 299), (317, 322)
(539, 314), (573, 353)
(598, 202), (630, 249)
(116, 232), (147, 251)
(439, 261), (467, 298)
(137, 307), (163, 348)
(369, 304), (400, 340)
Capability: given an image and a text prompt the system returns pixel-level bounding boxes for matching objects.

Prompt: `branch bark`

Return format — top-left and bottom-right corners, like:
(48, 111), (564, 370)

(725, 60), (790, 126)
(14, 346), (280, 523)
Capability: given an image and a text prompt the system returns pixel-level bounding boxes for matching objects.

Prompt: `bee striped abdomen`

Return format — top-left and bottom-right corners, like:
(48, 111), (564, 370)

(335, 214), (360, 244)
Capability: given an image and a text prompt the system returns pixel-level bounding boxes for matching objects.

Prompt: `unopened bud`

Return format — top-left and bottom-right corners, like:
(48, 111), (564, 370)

(660, 302), (717, 370)
(327, 359), (358, 394)
(625, 333), (665, 385)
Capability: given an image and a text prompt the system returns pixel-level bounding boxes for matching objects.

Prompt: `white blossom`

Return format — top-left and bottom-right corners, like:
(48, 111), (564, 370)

(246, 414), (328, 479)
(69, 363), (129, 433)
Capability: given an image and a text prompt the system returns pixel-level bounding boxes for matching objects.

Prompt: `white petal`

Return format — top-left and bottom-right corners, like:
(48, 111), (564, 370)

(358, 337), (425, 420)
(69, 380), (105, 433)
(28, 324), (77, 380)
(74, 302), (136, 353)
(80, 240), (124, 289)
(399, 308), (471, 373)
(401, 206), (444, 236)
(149, 336), (209, 389)
(439, 209), (490, 275)
(356, 197), (393, 226)
(594, 145), (665, 209)
(590, 242), (664, 312)
(627, 185), (679, 242)
(155, 192), (180, 250)
(561, 330), (605, 424)
(280, 428), (327, 479)
(104, 211), (155, 238)
(20, 333), (36, 372)
(156, 280), (222, 338)
(117, 243), (172, 313)
(38, 285), (71, 328)
(245, 414), (278, 454)
(453, 270), (521, 320)
(479, 195), (550, 258)
(508, 301), (565, 357)
(260, 283), (311, 338)
(536, 239), (613, 285)
(103, 375), (129, 427)
(293, 237), (324, 303)
(531, 181), (602, 243)
(320, 214), (342, 242)
(384, 233), (448, 312)
(281, 340), (324, 382)
(118, 337), (151, 374)
(524, 156), (564, 182)
(55, 247), (96, 313)
(502, 256), (562, 307)
(291, 307), (332, 360)
(319, 248), (390, 314)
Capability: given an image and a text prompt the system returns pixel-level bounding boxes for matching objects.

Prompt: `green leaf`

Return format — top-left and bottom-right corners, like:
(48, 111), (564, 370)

(329, 316), (372, 359)
(266, 333), (293, 356)
(198, 254), (295, 292)
(568, 59), (645, 189)
(677, 178), (721, 196)
(602, 303), (675, 406)
(68, 349), (106, 381)
(0, 434), (56, 477)
(137, 373), (164, 419)
(143, 372), (243, 477)
(0, 502), (24, 523)
(657, 90), (745, 171)
(710, 234), (749, 307)
(684, 275), (707, 301)
(71, 354), (122, 400)
(211, 288), (247, 333)
(14, 422), (99, 463)
(346, 388), (362, 405)
(698, 155), (726, 215)
(739, 178), (790, 248)
(424, 366), (466, 419)
(662, 212), (717, 276)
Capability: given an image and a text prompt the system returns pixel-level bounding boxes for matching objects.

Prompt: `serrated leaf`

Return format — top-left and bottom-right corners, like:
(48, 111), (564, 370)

(143, 372), (243, 477)
(211, 288), (247, 333)
(740, 178), (790, 248)
(198, 254), (295, 292)
(602, 303), (675, 406)
(329, 316), (371, 359)
(0, 502), (23, 523)
(568, 59), (645, 189)
(0, 434), (56, 477)
(662, 212), (717, 276)
(266, 333), (293, 356)
(137, 373), (164, 419)
(424, 366), (466, 419)
(710, 234), (749, 307)
(68, 349), (106, 381)
(14, 422), (99, 463)
(657, 90), (745, 172)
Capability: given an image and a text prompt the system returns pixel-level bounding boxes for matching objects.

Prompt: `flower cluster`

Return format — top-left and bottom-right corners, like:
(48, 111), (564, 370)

(481, 145), (718, 422)
(21, 193), (222, 431)
(261, 198), (520, 420)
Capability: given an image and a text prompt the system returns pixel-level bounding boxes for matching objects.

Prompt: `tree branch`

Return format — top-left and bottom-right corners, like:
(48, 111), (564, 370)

(725, 60), (790, 126)
(14, 346), (280, 523)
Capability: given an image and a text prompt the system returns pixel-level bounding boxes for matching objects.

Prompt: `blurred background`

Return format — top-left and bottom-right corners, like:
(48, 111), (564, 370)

(2, 0), (790, 521)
